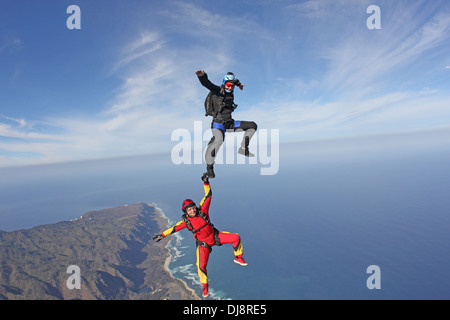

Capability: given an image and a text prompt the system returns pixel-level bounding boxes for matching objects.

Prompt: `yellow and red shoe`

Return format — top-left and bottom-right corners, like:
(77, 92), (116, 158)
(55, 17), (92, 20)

(234, 255), (248, 266)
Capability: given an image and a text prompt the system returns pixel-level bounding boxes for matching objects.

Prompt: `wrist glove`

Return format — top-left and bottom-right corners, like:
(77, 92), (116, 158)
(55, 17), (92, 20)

(152, 234), (164, 242)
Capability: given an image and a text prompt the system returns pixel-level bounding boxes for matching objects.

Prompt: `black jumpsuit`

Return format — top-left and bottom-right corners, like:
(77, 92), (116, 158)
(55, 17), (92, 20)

(197, 73), (257, 165)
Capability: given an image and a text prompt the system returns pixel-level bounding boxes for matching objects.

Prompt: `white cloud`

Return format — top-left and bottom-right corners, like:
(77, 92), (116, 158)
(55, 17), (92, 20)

(1, 2), (254, 167)
(0, 119), (63, 142)
(2, 1), (450, 168)
(321, 5), (450, 98)
(164, 1), (274, 42)
(110, 31), (165, 74)
(287, 0), (371, 19)
(0, 35), (23, 54)
(240, 90), (450, 142)
(0, 114), (26, 127)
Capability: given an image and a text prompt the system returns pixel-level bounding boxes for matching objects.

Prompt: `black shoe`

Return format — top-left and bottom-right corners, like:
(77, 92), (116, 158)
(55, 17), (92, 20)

(238, 148), (254, 157)
(206, 164), (215, 179)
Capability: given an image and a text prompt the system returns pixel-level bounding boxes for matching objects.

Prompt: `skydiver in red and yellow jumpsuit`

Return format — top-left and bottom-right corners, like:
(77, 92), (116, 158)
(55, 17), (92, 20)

(152, 174), (247, 298)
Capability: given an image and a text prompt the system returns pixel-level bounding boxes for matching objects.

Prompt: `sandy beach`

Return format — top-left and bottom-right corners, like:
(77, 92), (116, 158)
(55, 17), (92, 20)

(154, 205), (201, 300)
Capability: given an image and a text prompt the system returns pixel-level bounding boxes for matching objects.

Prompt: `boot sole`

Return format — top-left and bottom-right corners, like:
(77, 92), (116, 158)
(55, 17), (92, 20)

(238, 150), (254, 157)
(234, 260), (248, 266)
(204, 171), (215, 179)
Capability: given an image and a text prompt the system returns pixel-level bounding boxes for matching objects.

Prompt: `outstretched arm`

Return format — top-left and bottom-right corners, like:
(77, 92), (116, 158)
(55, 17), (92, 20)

(153, 220), (187, 241)
(195, 70), (221, 93)
(199, 174), (212, 216)
(162, 220), (187, 237)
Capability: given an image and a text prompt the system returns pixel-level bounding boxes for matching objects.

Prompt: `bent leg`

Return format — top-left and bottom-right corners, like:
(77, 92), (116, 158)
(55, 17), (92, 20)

(217, 231), (243, 257)
(233, 121), (257, 149)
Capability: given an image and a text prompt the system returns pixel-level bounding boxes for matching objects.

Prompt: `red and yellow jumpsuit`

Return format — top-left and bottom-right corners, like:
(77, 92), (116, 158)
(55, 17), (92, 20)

(161, 181), (244, 285)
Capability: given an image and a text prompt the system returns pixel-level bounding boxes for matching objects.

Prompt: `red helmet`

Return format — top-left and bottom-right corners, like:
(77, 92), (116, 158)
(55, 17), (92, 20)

(182, 199), (196, 213)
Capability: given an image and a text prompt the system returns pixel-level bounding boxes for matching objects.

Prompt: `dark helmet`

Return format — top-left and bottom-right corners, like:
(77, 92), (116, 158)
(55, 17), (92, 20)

(182, 199), (196, 213)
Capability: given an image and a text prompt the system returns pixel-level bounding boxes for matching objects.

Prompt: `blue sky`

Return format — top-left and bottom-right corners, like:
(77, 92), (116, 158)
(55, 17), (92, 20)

(1, 0), (450, 167)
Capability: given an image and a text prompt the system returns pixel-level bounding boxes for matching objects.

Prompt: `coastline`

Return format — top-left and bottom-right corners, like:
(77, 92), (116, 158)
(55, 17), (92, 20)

(153, 205), (201, 300)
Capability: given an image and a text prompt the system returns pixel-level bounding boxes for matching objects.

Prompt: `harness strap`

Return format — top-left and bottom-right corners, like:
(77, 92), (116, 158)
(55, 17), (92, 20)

(212, 119), (235, 130)
(196, 239), (212, 252)
(212, 122), (226, 131)
(214, 228), (222, 246)
(182, 212), (214, 235)
(216, 86), (235, 116)
(191, 221), (211, 234)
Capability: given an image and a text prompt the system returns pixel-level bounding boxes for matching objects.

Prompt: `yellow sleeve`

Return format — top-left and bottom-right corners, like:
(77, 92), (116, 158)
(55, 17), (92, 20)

(199, 182), (212, 208)
(162, 220), (185, 237)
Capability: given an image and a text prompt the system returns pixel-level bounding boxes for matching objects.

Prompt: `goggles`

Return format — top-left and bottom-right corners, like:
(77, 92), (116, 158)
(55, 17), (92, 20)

(224, 82), (235, 89)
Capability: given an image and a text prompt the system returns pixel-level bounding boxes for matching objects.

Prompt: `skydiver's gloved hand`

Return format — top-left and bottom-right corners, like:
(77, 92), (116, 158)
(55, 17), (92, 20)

(152, 234), (164, 242)
(201, 173), (209, 184)
(195, 70), (205, 77)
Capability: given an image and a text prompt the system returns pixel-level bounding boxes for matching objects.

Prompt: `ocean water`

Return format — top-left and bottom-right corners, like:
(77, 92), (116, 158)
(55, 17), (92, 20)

(1, 142), (450, 300)
(163, 147), (450, 300)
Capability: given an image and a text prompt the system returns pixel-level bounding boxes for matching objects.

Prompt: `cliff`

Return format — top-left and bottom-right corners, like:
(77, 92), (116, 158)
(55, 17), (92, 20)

(0, 203), (199, 300)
